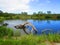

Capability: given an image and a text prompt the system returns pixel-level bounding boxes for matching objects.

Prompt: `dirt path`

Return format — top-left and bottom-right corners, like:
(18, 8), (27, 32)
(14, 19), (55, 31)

(54, 43), (60, 45)
(45, 41), (60, 45)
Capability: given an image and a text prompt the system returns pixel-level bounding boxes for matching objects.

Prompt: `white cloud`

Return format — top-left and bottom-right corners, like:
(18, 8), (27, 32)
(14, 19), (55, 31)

(0, 0), (32, 13)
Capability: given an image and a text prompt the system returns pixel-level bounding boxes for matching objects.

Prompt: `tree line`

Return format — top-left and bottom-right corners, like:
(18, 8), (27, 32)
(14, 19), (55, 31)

(0, 10), (60, 20)
(0, 10), (55, 15)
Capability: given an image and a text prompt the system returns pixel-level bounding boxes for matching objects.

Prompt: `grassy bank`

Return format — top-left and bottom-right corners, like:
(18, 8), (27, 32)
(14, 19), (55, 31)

(0, 13), (60, 21)
(0, 26), (60, 45)
(0, 34), (60, 45)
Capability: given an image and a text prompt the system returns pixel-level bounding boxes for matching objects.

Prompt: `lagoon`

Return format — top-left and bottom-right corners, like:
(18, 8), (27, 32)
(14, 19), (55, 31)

(1, 20), (60, 34)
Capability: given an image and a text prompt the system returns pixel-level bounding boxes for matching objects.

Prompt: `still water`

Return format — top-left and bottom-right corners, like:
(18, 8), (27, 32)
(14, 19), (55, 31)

(2, 20), (60, 34)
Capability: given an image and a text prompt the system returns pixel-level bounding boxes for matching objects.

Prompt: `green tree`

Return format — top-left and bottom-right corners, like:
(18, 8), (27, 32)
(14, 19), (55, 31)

(33, 12), (37, 15)
(47, 11), (51, 14)
(38, 11), (43, 14)
(0, 10), (3, 13)
(21, 12), (27, 15)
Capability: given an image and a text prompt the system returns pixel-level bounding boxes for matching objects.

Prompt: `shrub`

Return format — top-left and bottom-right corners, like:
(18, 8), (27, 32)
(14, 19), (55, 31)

(57, 16), (60, 19)
(0, 26), (13, 37)
(45, 16), (51, 19)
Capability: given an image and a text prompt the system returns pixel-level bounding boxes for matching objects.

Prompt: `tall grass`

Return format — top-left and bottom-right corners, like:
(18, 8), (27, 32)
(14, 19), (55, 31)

(0, 35), (47, 45)
(0, 26), (60, 45)
(0, 26), (13, 37)
(0, 17), (5, 22)
(0, 34), (60, 45)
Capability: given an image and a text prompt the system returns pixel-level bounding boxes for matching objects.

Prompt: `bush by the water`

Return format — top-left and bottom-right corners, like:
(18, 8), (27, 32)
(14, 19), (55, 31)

(0, 26), (13, 37)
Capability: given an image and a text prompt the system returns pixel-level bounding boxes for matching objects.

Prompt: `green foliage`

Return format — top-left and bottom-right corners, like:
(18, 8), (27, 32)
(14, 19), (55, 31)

(0, 10), (3, 13)
(21, 12), (27, 15)
(0, 10), (60, 20)
(0, 35), (46, 45)
(57, 16), (60, 19)
(45, 16), (51, 19)
(47, 11), (51, 14)
(14, 30), (21, 37)
(0, 12), (60, 20)
(0, 26), (13, 37)
(0, 34), (60, 45)
(0, 17), (5, 22)
(38, 11), (44, 14)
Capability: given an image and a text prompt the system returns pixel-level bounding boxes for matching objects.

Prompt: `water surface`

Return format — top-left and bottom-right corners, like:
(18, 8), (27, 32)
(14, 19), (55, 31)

(2, 20), (60, 34)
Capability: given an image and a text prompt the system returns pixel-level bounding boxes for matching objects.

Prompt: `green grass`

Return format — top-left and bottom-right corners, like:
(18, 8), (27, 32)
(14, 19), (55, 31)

(0, 26), (60, 45)
(0, 35), (48, 45)
(0, 26), (13, 37)
(0, 17), (5, 22)
(0, 34), (60, 45)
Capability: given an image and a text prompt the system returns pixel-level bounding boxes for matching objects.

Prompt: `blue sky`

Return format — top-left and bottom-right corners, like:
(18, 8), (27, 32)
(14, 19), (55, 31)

(0, 0), (60, 14)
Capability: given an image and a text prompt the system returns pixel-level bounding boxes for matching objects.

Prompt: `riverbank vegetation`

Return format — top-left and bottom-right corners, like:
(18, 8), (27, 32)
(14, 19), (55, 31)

(0, 26), (60, 45)
(0, 26), (13, 37)
(0, 10), (60, 45)
(0, 10), (60, 22)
